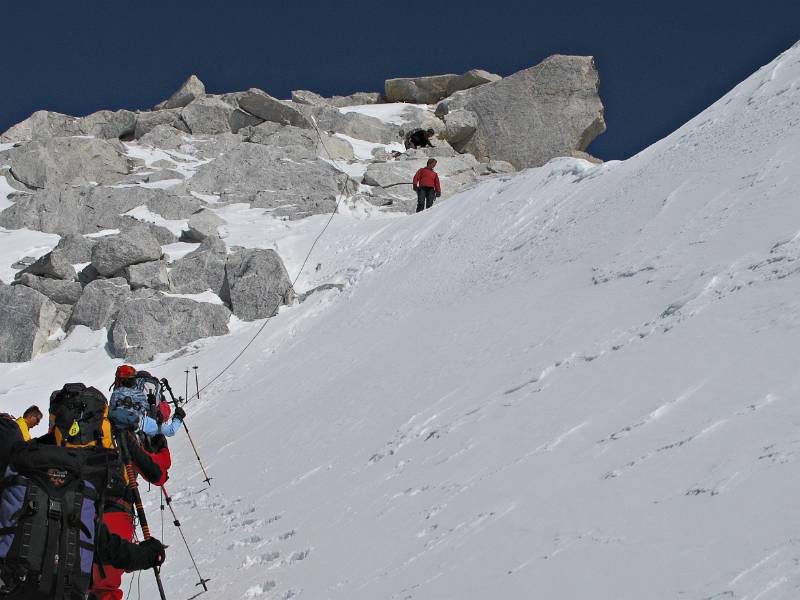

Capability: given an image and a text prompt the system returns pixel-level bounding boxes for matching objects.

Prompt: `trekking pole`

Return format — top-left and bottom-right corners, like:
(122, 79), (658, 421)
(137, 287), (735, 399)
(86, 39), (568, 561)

(115, 429), (168, 600)
(192, 366), (201, 403)
(159, 378), (213, 486)
(184, 369), (190, 403)
(161, 484), (211, 595)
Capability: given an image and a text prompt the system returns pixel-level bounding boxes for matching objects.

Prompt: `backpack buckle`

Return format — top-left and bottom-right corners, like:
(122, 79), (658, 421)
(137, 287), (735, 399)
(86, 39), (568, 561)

(47, 499), (62, 520)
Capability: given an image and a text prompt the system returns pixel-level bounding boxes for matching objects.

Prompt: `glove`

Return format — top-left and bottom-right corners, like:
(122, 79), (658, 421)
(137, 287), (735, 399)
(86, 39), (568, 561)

(173, 406), (186, 421)
(413, 186), (418, 192)
(435, 192), (441, 198)
(139, 538), (166, 567)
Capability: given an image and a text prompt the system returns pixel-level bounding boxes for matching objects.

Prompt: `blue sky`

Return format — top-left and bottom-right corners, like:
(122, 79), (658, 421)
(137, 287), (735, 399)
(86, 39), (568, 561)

(2, 1), (798, 159)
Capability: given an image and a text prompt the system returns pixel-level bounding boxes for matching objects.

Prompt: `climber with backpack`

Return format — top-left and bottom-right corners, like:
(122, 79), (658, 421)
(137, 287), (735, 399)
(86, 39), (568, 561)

(0, 388), (166, 600)
(404, 128), (436, 150)
(110, 365), (186, 437)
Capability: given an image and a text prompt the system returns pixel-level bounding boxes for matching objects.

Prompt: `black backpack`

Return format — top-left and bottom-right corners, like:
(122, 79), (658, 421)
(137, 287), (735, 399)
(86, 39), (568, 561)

(0, 443), (117, 600)
(50, 383), (111, 448)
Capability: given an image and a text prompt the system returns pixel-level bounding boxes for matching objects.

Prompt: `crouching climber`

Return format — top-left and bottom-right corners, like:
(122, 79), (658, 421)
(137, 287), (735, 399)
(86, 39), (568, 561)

(413, 158), (442, 213)
(404, 128), (436, 149)
(110, 365), (185, 437)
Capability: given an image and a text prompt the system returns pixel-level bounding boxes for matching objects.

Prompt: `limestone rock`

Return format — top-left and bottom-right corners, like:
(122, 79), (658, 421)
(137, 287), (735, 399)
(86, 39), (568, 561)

(19, 251), (76, 281)
(183, 209), (223, 242)
(15, 274), (83, 305)
(225, 248), (293, 320)
(134, 110), (189, 138)
(168, 237), (227, 295)
(69, 277), (132, 330)
(238, 88), (312, 129)
(156, 74), (206, 110)
(446, 69), (501, 96)
(181, 96), (235, 135)
(90, 227), (163, 276)
(123, 260), (169, 291)
(109, 291), (230, 362)
(435, 55), (606, 169)
(0, 283), (69, 362)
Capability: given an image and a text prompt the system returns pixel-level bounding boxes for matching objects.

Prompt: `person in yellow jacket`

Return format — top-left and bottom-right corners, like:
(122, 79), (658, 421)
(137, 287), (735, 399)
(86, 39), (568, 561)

(15, 405), (43, 441)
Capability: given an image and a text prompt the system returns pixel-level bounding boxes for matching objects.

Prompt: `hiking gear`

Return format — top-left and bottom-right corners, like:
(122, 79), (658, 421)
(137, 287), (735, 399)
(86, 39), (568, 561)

(158, 402), (172, 423)
(174, 407), (186, 421)
(112, 365), (136, 391)
(404, 129), (435, 150)
(412, 167), (441, 194)
(137, 538), (166, 568)
(0, 444), (116, 600)
(50, 384), (113, 449)
(160, 379), (213, 486)
(113, 429), (168, 600)
(0, 414), (23, 481)
(193, 366), (201, 403)
(435, 191), (441, 198)
(160, 485), (210, 595)
(90, 512), (134, 600)
(13, 417), (31, 442)
(108, 387), (148, 431)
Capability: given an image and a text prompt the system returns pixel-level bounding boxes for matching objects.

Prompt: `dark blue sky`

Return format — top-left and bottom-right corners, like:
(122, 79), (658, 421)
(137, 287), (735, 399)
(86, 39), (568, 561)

(2, 1), (798, 159)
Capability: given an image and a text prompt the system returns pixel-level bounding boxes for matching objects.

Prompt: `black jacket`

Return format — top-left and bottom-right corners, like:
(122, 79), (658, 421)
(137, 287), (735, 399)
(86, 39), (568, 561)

(406, 129), (434, 148)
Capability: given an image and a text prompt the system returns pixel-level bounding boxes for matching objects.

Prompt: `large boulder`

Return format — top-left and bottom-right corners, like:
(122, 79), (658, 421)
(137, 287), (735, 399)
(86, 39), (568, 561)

(182, 209), (223, 242)
(446, 69), (501, 96)
(385, 74), (458, 104)
(69, 278), (132, 330)
(7, 138), (132, 189)
(15, 274), (83, 305)
(109, 291), (231, 362)
(291, 90), (383, 108)
(90, 227), (163, 277)
(168, 237), (228, 295)
(0, 283), (69, 362)
(440, 108), (478, 147)
(180, 96), (235, 135)
(224, 248), (293, 321)
(134, 109), (189, 138)
(363, 155), (482, 202)
(76, 110), (137, 139)
(0, 111), (81, 142)
(242, 122), (354, 161)
(123, 260), (169, 291)
(435, 55), (606, 169)
(300, 105), (399, 144)
(52, 234), (97, 264)
(156, 74), (206, 110)
(238, 89), (312, 129)
(18, 251), (76, 281)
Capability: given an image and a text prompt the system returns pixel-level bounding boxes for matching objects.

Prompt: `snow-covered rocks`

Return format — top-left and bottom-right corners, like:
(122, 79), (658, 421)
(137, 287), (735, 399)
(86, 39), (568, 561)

(436, 55), (606, 168)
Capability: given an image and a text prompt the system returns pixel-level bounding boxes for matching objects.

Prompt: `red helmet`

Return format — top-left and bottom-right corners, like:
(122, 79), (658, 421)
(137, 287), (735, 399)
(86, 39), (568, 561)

(114, 365), (137, 389)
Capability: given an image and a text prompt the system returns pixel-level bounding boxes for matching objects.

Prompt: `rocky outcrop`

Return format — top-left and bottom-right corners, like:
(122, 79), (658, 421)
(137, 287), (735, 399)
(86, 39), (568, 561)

(123, 260), (169, 291)
(291, 90), (383, 108)
(299, 104), (399, 144)
(168, 237), (228, 295)
(225, 248), (294, 321)
(7, 137), (132, 189)
(0, 109), (136, 142)
(363, 154), (482, 201)
(51, 234), (97, 264)
(181, 96), (236, 135)
(18, 251), (77, 281)
(69, 278), (132, 330)
(435, 55), (606, 168)
(0, 283), (68, 362)
(155, 74), (206, 110)
(238, 89), (312, 129)
(90, 227), (163, 276)
(385, 69), (500, 104)
(134, 109), (189, 138)
(15, 274), (83, 305)
(109, 291), (231, 362)
(183, 209), (223, 242)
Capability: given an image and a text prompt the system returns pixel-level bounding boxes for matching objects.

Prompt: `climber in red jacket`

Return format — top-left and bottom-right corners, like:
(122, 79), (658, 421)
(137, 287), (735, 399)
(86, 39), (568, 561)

(412, 159), (441, 213)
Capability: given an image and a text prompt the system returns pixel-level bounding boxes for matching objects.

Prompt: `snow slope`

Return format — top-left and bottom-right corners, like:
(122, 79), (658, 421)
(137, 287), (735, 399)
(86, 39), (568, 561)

(3, 42), (800, 599)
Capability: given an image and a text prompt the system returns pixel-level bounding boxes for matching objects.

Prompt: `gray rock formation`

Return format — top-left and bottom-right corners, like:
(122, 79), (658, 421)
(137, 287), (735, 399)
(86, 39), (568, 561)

(0, 283), (68, 362)
(19, 251), (77, 281)
(1, 109), (137, 142)
(238, 89), (312, 129)
(386, 74), (458, 104)
(90, 227), (163, 276)
(435, 55), (606, 168)
(7, 137), (132, 189)
(440, 108), (478, 147)
(183, 209), (223, 242)
(134, 109), (189, 138)
(156, 74), (206, 110)
(69, 278), (132, 330)
(77, 110), (137, 139)
(109, 291), (230, 362)
(446, 69), (502, 96)
(52, 234), (97, 263)
(123, 260), (169, 291)
(15, 274), (83, 305)
(181, 96), (235, 135)
(300, 105), (399, 144)
(225, 248), (293, 320)
(229, 109), (264, 133)
(363, 155), (482, 201)
(291, 90), (328, 106)
(291, 90), (383, 108)
(168, 237), (228, 295)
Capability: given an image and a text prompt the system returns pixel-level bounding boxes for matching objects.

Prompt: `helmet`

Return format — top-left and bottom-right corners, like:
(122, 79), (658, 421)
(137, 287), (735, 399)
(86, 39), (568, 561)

(114, 365), (137, 389)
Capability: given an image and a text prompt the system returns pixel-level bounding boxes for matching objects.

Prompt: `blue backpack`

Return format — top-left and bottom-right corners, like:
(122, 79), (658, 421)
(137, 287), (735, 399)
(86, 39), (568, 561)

(0, 444), (115, 600)
(109, 386), (149, 429)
